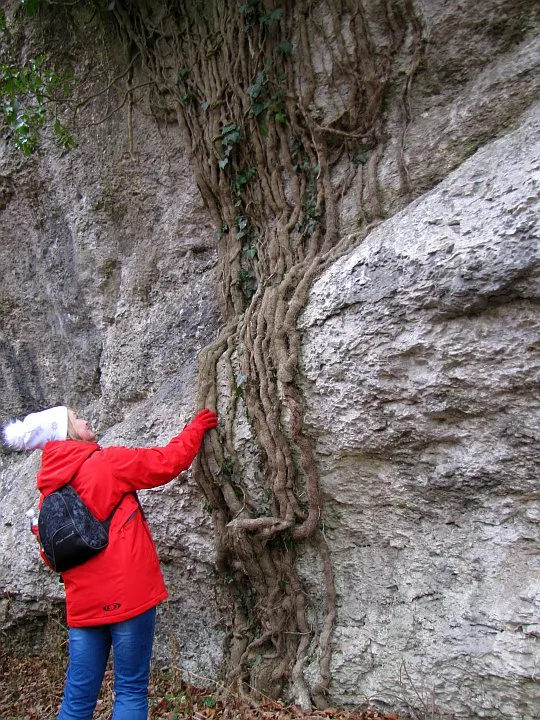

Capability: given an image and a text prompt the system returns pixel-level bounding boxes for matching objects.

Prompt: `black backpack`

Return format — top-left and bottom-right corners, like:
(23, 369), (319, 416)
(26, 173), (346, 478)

(38, 457), (125, 572)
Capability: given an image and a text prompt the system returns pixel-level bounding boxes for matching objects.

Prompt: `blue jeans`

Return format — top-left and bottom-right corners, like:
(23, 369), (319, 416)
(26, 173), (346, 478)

(57, 606), (156, 720)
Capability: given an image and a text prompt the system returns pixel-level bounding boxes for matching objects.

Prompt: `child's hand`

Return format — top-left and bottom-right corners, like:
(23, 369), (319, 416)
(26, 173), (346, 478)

(192, 409), (219, 431)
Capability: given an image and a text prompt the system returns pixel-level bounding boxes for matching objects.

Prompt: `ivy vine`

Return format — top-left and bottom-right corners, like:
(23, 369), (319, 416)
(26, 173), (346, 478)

(0, 3), (75, 155)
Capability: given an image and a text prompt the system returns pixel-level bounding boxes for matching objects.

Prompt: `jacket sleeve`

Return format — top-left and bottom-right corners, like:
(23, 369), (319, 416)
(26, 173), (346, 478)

(99, 420), (207, 493)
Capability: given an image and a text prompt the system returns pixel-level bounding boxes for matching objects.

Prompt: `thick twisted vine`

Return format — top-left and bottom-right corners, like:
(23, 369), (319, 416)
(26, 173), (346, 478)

(105, 0), (423, 708)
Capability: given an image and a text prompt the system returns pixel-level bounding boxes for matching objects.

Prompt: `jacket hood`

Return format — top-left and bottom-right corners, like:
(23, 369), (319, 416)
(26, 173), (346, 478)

(37, 440), (101, 495)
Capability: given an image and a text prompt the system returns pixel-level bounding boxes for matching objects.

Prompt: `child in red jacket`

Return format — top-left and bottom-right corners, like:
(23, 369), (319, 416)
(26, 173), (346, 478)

(4, 405), (218, 720)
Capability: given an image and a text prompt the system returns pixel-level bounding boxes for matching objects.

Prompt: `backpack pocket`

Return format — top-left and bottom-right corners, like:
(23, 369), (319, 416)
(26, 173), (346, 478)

(38, 486), (109, 573)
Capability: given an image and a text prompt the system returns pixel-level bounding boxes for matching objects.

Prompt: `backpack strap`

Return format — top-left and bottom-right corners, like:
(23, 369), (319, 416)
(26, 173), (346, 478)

(61, 449), (145, 528)
(103, 493), (127, 529)
(41, 449), (99, 501)
(65, 449), (133, 528)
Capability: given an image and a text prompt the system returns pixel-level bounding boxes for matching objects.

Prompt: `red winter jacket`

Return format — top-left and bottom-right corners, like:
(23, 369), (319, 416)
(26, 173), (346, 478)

(36, 420), (208, 627)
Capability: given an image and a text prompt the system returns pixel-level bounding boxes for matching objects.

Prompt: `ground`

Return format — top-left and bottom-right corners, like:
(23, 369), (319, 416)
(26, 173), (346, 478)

(0, 652), (401, 720)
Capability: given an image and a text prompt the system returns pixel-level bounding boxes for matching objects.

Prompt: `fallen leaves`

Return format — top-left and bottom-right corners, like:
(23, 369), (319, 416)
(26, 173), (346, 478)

(0, 652), (401, 720)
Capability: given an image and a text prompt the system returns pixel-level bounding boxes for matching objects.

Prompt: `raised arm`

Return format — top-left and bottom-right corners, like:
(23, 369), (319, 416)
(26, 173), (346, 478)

(99, 410), (218, 492)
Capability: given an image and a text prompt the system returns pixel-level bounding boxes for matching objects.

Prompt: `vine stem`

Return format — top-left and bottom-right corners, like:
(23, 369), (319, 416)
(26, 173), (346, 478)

(104, 0), (424, 708)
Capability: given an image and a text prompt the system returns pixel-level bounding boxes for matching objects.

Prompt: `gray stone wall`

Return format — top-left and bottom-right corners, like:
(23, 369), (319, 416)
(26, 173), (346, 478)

(0, 1), (539, 716)
(298, 102), (540, 719)
(0, 0), (224, 679)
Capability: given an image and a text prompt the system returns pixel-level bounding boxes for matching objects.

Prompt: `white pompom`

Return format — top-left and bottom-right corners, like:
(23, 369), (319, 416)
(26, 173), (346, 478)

(3, 420), (27, 451)
(3, 406), (68, 450)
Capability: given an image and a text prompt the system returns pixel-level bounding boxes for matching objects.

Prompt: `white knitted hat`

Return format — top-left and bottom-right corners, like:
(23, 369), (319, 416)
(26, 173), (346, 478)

(3, 406), (68, 451)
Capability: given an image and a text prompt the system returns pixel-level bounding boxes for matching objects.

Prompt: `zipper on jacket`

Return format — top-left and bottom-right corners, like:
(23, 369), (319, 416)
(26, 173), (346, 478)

(120, 509), (139, 538)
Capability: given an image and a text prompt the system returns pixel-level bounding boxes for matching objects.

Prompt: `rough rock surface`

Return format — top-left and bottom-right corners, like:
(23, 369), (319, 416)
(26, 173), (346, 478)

(0, 2), (224, 678)
(298, 102), (540, 719)
(0, 0), (539, 716)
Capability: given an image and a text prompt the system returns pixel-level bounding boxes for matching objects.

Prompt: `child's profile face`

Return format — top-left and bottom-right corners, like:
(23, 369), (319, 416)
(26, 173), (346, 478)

(68, 409), (96, 443)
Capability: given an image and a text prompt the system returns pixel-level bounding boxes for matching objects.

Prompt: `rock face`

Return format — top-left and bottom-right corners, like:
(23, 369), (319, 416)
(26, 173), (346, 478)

(0, 1), (539, 717)
(298, 103), (540, 719)
(0, 2), (224, 678)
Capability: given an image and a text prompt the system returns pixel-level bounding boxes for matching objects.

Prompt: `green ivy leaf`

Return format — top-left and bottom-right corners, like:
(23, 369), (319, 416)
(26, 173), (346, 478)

(277, 40), (293, 54)
(261, 8), (284, 26)
(250, 101), (267, 116)
(352, 152), (369, 165)
(20, 0), (43, 17)
(225, 130), (241, 144)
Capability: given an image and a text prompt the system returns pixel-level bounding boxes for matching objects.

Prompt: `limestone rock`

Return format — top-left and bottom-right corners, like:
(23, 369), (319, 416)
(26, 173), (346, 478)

(0, 1), (539, 715)
(298, 102), (540, 719)
(0, 9), (224, 677)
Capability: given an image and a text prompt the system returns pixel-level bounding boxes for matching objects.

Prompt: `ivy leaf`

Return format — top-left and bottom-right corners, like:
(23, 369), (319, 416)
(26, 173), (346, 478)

(20, 0), (42, 17)
(277, 40), (293, 55)
(218, 158), (229, 169)
(352, 151), (369, 165)
(250, 101), (267, 116)
(247, 71), (267, 99)
(225, 130), (241, 144)
(222, 122), (238, 134)
(247, 86), (260, 99)
(261, 8), (284, 25)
